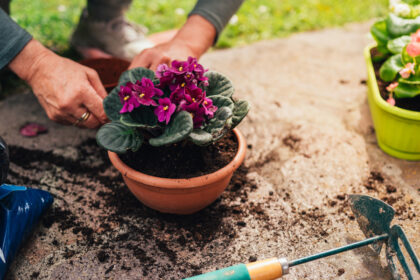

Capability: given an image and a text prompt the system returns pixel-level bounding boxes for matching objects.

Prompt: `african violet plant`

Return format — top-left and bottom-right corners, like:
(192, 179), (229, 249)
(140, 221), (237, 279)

(371, 0), (420, 105)
(96, 57), (249, 154)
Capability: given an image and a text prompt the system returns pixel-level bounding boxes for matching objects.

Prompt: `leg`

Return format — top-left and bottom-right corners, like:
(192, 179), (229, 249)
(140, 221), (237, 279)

(71, 0), (154, 60)
(87, 0), (132, 21)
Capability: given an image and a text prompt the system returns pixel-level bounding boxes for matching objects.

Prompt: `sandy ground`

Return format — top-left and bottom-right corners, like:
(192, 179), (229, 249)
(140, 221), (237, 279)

(0, 22), (419, 280)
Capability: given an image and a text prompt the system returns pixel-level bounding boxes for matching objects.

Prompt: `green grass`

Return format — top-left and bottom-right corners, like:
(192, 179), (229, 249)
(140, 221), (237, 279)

(9, 0), (388, 53)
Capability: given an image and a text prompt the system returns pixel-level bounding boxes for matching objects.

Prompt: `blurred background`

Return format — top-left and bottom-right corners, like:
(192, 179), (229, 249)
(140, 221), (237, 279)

(10, 0), (388, 51)
(1, 0), (388, 97)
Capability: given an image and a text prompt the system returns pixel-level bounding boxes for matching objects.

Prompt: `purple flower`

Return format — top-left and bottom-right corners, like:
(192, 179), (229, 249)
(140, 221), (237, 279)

(181, 102), (206, 128)
(132, 77), (163, 106)
(184, 86), (204, 104)
(118, 83), (140, 113)
(171, 60), (189, 75)
(202, 97), (218, 118)
(154, 98), (176, 124)
(169, 87), (186, 105)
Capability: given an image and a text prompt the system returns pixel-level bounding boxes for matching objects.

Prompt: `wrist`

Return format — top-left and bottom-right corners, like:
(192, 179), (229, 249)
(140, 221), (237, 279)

(8, 39), (54, 82)
(172, 15), (216, 58)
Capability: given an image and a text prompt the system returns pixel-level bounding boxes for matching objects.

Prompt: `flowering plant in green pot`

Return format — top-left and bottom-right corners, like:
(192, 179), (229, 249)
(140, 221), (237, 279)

(96, 57), (249, 214)
(366, 0), (420, 160)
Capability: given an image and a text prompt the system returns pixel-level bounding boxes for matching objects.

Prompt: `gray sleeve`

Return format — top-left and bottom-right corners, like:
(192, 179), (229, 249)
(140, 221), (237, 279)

(0, 8), (32, 70)
(189, 0), (244, 43)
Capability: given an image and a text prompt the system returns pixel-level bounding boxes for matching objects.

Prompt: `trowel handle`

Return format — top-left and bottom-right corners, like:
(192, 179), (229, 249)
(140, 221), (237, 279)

(183, 258), (289, 280)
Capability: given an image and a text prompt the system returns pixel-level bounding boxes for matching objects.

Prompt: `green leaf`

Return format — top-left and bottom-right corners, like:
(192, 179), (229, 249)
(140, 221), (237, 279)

(398, 75), (420, 85)
(188, 129), (213, 146)
(119, 67), (155, 85)
(204, 71), (234, 97)
(209, 95), (234, 111)
(394, 82), (420, 98)
(205, 107), (233, 141)
(120, 107), (158, 128)
(103, 87), (122, 121)
(387, 35), (411, 54)
(96, 122), (143, 154)
(386, 14), (420, 38)
(379, 54), (404, 82)
(149, 111), (193, 146)
(371, 20), (391, 53)
(231, 100), (250, 128)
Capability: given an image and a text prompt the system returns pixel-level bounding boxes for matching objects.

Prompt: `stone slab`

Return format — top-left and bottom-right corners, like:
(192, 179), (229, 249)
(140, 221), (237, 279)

(2, 21), (419, 280)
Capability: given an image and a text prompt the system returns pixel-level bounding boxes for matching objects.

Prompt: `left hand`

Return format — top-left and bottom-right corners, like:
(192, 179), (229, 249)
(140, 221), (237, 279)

(129, 39), (199, 71)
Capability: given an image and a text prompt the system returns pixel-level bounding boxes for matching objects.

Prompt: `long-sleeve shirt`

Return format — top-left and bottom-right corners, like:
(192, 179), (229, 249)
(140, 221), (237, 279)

(0, 0), (244, 70)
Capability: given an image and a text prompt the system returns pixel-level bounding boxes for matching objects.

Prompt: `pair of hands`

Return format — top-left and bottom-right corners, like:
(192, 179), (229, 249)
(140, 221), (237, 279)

(10, 39), (198, 129)
(10, 16), (215, 128)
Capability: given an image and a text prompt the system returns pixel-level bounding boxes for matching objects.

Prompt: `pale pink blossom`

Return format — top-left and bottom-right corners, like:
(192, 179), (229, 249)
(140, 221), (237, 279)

(407, 29), (420, 57)
(399, 62), (415, 78)
(387, 97), (396, 106)
(386, 82), (399, 92)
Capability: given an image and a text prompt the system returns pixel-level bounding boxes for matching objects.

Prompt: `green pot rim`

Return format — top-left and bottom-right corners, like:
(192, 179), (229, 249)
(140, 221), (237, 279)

(364, 43), (420, 121)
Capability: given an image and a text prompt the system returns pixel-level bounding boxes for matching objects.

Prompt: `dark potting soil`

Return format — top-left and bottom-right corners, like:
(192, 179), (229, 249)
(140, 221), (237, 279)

(371, 48), (420, 112)
(120, 131), (238, 179)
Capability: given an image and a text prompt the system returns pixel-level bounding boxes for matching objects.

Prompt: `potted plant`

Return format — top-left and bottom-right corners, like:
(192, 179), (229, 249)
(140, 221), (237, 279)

(96, 57), (249, 214)
(365, 0), (420, 160)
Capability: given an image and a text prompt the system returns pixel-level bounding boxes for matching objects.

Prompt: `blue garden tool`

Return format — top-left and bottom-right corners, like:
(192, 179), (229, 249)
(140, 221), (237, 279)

(0, 137), (54, 279)
(184, 194), (419, 280)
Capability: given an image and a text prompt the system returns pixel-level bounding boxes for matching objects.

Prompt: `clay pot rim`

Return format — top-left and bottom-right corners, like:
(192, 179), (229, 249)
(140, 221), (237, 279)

(108, 128), (246, 189)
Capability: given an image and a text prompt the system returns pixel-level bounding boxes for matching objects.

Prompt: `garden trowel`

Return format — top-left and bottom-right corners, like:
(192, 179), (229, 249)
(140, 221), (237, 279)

(184, 194), (419, 280)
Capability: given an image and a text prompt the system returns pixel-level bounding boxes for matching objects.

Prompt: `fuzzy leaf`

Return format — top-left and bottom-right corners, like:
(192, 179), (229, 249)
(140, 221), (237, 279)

(204, 71), (234, 97)
(205, 107), (233, 141)
(103, 87), (122, 121)
(231, 100), (250, 128)
(394, 83), (420, 98)
(379, 54), (404, 82)
(188, 129), (213, 146)
(149, 111), (193, 146)
(209, 95), (234, 111)
(386, 14), (420, 38)
(387, 35), (411, 54)
(96, 122), (143, 154)
(120, 107), (158, 128)
(119, 67), (155, 85)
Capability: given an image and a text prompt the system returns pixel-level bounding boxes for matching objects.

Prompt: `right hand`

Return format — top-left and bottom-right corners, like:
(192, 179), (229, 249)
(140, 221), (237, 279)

(9, 40), (108, 128)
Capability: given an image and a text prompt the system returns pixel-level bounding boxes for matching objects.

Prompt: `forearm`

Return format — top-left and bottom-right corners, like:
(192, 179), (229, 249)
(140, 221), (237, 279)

(0, 8), (32, 69)
(170, 15), (216, 58)
(9, 39), (53, 82)
(189, 0), (244, 43)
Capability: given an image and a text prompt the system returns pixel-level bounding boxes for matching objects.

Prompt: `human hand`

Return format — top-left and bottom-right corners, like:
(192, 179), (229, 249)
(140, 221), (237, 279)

(9, 40), (108, 128)
(129, 15), (216, 71)
(129, 39), (198, 70)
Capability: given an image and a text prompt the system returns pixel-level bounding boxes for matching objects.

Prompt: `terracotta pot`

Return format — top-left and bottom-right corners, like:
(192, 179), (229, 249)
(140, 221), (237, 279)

(79, 58), (130, 92)
(108, 128), (247, 214)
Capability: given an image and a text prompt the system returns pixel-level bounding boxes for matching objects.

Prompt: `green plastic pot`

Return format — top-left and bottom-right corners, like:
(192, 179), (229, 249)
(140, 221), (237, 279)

(365, 44), (420, 160)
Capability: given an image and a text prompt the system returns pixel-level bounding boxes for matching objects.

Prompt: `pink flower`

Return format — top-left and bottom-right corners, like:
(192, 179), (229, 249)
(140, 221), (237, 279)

(154, 98), (176, 124)
(399, 62), (415, 78)
(387, 97), (396, 106)
(118, 83), (140, 113)
(407, 29), (420, 57)
(386, 82), (399, 92)
(202, 97), (218, 118)
(132, 78), (163, 106)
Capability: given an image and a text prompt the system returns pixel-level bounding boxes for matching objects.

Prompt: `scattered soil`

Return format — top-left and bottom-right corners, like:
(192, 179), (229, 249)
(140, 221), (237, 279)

(5, 138), (260, 279)
(371, 48), (420, 112)
(120, 131), (238, 178)
(282, 134), (301, 150)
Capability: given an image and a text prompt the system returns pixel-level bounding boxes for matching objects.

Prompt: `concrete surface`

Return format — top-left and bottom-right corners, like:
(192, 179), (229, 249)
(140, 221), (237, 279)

(1, 22), (419, 280)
